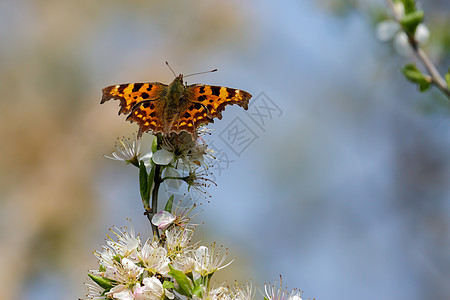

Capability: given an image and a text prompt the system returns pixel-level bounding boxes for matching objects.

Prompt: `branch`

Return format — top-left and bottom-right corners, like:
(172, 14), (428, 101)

(414, 48), (450, 98)
(384, 0), (450, 99)
(145, 135), (164, 240)
(149, 163), (162, 239)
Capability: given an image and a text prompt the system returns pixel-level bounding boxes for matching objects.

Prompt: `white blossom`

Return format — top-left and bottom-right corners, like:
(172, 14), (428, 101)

(264, 280), (302, 300)
(105, 135), (141, 166)
(152, 211), (176, 230)
(193, 245), (233, 276)
(107, 284), (134, 300)
(134, 276), (174, 300)
(194, 286), (232, 300)
(166, 227), (194, 254)
(376, 2), (429, 56)
(152, 149), (175, 165)
(138, 240), (170, 276)
(85, 281), (107, 300)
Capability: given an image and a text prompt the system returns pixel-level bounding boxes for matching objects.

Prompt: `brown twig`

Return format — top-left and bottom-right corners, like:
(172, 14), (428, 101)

(384, 0), (450, 99)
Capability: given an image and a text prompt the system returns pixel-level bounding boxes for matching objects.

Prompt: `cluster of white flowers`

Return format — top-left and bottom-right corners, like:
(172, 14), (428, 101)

(376, 1), (429, 57)
(85, 221), (234, 300)
(86, 222), (303, 300)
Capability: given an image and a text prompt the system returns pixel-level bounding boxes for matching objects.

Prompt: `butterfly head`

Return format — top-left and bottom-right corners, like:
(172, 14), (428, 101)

(176, 74), (184, 82)
(170, 74), (184, 87)
(175, 74), (183, 84)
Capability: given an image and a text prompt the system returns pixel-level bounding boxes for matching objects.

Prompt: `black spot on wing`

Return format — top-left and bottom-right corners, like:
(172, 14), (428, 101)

(226, 88), (236, 98)
(199, 86), (205, 94)
(140, 101), (156, 110)
(147, 84), (153, 91)
(141, 92), (149, 99)
(197, 95), (207, 102)
(132, 83), (143, 93)
(210, 86), (220, 96)
(117, 85), (126, 94)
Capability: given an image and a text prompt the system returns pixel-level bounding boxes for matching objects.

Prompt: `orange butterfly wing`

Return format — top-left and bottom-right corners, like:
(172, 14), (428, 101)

(101, 82), (167, 115)
(101, 82), (167, 137)
(126, 99), (166, 137)
(169, 85), (252, 135)
(187, 85), (251, 119)
(169, 101), (214, 135)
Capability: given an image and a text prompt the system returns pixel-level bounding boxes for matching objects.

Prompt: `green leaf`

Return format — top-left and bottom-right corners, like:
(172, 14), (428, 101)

(192, 286), (204, 298)
(418, 80), (431, 92)
(194, 276), (203, 284)
(151, 136), (158, 153)
(168, 265), (193, 297)
(139, 161), (150, 206)
(88, 274), (114, 290)
(400, 10), (424, 35)
(400, 0), (416, 14)
(402, 64), (421, 79)
(139, 161), (156, 210)
(401, 64), (432, 92)
(164, 195), (174, 212)
(163, 281), (175, 290)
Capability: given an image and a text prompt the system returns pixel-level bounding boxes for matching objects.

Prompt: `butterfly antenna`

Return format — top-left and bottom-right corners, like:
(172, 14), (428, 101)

(184, 68), (218, 78)
(165, 61), (177, 77)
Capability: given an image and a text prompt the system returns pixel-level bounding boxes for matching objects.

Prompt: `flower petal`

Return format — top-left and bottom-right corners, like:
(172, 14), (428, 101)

(141, 152), (153, 167)
(376, 21), (400, 41)
(393, 32), (412, 56)
(415, 24), (430, 45)
(152, 149), (174, 165)
(195, 245), (209, 259)
(163, 167), (182, 189)
(152, 211), (176, 230)
(110, 285), (134, 300)
(165, 289), (175, 299)
(142, 276), (163, 291)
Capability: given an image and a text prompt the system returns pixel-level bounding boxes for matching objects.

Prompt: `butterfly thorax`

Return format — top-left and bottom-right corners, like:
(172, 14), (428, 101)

(164, 74), (187, 129)
(166, 74), (184, 105)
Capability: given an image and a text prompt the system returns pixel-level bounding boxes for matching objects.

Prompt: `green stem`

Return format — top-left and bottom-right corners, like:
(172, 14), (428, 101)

(146, 134), (164, 240)
(149, 164), (162, 239)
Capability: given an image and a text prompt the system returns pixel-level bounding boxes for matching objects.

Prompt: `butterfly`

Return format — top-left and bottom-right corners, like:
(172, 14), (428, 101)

(101, 74), (252, 138)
